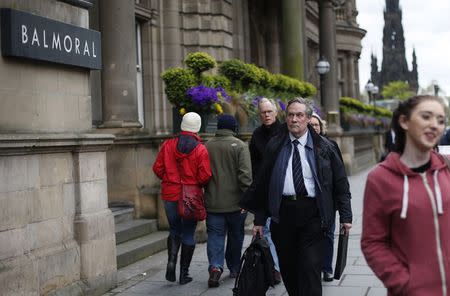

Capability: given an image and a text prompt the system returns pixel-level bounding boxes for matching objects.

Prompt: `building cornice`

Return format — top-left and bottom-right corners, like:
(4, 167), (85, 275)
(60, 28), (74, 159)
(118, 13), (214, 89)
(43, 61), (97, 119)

(0, 133), (115, 155)
(58, 0), (93, 9)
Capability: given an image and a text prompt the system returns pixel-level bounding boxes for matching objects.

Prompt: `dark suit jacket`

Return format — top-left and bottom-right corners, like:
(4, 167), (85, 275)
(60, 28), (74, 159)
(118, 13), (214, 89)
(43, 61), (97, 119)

(249, 120), (281, 177)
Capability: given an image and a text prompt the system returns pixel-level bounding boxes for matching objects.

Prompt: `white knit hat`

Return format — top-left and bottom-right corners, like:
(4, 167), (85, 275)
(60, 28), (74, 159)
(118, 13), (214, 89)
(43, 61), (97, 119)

(181, 112), (202, 133)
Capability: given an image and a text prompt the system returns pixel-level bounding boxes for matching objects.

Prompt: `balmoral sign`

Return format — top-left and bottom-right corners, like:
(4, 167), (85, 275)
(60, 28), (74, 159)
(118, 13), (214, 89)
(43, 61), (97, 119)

(1, 8), (101, 69)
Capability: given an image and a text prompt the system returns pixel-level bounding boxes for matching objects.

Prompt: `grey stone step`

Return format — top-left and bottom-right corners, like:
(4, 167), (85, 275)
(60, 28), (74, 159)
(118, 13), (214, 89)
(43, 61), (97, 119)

(111, 207), (134, 224)
(116, 231), (169, 269)
(115, 219), (158, 245)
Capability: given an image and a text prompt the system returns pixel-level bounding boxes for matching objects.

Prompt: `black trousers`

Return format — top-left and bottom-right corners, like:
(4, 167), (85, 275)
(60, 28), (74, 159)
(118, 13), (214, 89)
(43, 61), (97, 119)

(270, 198), (323, 296)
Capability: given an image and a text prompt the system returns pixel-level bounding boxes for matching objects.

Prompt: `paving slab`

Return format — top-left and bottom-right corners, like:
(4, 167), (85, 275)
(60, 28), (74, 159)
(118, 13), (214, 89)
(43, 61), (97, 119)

(323, 286), (368, 296)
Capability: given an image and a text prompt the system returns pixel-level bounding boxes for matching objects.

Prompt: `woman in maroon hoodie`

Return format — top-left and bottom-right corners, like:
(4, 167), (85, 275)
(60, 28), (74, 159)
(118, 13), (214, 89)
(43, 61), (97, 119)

(361, 95), (450, 296)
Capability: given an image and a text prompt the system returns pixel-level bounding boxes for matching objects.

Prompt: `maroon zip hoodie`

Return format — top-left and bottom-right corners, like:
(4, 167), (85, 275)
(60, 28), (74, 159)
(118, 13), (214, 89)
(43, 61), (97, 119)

(361, 151), (450, 296)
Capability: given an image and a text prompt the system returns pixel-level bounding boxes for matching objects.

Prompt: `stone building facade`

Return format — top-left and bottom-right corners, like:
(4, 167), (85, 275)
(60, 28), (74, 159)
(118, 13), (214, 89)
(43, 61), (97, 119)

(0, 0), (365, 295)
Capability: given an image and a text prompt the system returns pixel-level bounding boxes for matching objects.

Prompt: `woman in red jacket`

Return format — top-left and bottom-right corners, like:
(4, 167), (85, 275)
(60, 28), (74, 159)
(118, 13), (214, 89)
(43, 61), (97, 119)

(153, 112), (212, 285)
(361, 95), (450, 295)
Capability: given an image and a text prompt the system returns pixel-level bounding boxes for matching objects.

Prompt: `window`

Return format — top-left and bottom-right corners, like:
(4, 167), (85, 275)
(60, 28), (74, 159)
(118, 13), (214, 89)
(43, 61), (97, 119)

(337, 59), (343, 79)
(136, 21), (144, 126)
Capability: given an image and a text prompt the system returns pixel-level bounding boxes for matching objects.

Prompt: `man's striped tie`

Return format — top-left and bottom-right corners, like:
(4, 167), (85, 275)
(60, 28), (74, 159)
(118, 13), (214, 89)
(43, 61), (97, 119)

(292, 139), (307, 197)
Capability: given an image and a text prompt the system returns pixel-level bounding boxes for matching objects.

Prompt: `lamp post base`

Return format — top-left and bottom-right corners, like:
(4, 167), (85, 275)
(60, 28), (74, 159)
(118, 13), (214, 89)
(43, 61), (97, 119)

(326, 111), (343, 135)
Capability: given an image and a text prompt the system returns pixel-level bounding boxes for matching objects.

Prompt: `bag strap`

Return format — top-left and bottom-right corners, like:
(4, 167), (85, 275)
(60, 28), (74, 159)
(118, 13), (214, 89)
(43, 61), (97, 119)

(233, 244), (254, 292)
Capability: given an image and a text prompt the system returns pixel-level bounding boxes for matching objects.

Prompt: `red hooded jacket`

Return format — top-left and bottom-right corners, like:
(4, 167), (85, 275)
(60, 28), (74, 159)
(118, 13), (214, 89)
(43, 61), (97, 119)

(153, 132), (212, 201)
(361, 151), (450, 296)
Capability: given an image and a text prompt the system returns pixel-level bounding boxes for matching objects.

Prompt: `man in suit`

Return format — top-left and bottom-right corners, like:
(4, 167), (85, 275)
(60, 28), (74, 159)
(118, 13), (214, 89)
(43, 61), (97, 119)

(242, 98), (352, 296)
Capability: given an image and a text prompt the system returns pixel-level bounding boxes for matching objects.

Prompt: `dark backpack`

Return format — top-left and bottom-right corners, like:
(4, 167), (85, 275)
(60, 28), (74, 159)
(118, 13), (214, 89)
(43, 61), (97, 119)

(232, 236), (275, 296)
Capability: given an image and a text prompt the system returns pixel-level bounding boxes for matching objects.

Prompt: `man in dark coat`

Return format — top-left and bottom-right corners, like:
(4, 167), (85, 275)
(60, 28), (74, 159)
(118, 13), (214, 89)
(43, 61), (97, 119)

(242, 98), (352, 296)
(249, 98), (282, 284)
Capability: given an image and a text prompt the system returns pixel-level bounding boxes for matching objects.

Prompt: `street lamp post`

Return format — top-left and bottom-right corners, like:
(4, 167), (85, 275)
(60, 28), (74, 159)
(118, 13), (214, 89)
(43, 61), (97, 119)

(316, 55), (331, 107)
(372, 85), (379, 114)
(365, 80), (374, 104)
(434, 84), (440, 97)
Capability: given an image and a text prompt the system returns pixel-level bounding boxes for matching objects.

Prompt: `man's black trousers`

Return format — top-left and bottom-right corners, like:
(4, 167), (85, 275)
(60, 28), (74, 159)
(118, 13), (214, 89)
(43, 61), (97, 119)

(270, 197), (323, 296)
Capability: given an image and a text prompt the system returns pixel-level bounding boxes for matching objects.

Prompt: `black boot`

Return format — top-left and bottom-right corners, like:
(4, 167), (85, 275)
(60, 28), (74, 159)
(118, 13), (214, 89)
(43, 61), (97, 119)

(166, 235), (181, 282)
(179, 244), (195, 285)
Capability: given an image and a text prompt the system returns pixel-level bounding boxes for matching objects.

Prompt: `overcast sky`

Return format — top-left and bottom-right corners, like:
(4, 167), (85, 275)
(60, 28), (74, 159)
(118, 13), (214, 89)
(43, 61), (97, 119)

(356, 0), (450, 95)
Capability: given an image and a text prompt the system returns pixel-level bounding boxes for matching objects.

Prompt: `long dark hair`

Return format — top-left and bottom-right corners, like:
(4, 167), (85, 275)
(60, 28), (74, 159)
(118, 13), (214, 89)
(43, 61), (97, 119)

(392, 95), (446, 154)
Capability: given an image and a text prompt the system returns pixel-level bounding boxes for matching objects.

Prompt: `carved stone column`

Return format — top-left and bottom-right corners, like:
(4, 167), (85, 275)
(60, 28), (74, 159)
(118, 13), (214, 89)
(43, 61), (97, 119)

(99, 0), (140, 128)
(319, 0), (341, 133)
(281, 0), (306, 80)
(346, 52), (356, 98)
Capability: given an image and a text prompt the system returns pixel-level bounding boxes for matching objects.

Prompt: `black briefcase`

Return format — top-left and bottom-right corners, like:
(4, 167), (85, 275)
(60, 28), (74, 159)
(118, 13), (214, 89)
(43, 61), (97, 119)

(333, 225), (349, 280)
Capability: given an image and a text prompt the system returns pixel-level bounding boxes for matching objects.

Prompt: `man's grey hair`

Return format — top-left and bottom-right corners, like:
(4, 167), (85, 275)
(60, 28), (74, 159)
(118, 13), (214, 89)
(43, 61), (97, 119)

(257, 97), (277, 111)
(286, 97), (313, 117)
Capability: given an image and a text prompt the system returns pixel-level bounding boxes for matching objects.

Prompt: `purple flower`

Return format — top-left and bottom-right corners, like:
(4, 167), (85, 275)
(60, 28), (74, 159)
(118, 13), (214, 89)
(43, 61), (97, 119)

(186, 85), (230, 113)
(312, 105), (324, 118)
(187, 85), (219, 106)
(216, 87), (231, 102)
(251, 96), (263, 106)
(277, 99), (286, 111)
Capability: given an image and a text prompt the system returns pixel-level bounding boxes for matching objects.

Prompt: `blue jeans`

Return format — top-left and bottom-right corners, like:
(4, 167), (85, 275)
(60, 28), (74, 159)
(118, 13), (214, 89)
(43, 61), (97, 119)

(206, 211), (247, 273)
(322, 221), (336, 274)
(163, 201), (198, 246)
(263, 217), (280, 272)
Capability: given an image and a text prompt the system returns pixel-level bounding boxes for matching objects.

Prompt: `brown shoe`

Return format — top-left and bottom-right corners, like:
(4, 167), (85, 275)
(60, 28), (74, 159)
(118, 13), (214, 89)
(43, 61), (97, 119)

(208, 267), (222, 288)
(273, 270), (282, 285)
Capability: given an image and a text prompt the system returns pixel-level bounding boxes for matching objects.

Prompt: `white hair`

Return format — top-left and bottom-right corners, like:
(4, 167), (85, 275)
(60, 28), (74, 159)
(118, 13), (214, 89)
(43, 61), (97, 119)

(257, 97), (277, 111)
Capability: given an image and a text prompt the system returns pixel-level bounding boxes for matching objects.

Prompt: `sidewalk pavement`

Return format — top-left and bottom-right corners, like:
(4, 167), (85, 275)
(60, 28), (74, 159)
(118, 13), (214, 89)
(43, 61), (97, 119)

(104, 167), (386, 296)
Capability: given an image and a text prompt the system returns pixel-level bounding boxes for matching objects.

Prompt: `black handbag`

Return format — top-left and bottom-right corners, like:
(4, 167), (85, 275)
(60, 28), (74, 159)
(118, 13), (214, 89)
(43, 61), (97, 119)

(334, 225), (349, 280)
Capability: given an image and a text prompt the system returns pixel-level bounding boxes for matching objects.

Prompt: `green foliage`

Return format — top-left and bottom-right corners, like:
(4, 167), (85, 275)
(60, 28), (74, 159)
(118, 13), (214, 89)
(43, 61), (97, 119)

(271, 74), (291, 92)
(162, 51), (317, 120)
(340, 96), (394, 117)
(258, 68), (274, 88)
(339, 97), (368, 113)
(201, 74), (231, 90)
(184, 52), (216, 74)
(374, 106), (393, 117)
(218, 59), (248, 83)
(381, 81), (415, 101)
(303, 82), (318, 97)
(339, 96), (393, 130)
(269, 74), (316, 98)
(243, 63), (264, 85)
(161, 68), (196, 108)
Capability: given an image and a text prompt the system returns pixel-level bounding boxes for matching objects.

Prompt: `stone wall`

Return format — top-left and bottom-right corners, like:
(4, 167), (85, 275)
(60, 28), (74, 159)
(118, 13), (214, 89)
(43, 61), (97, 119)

(106, 136), (163, 219)
(0, 152), (79, 295)
(339, 132), (384, 175)
(0, 1), (91, 133)
(0, 1), (117, 295)
(0, 135), (116, 296)
(181, 0), (233, 61)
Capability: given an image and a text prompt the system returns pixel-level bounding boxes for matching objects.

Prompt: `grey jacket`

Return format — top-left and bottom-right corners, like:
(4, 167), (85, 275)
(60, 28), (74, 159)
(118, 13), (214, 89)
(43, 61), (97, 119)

(205, 129), (252, 213)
